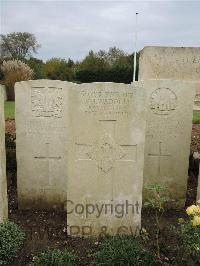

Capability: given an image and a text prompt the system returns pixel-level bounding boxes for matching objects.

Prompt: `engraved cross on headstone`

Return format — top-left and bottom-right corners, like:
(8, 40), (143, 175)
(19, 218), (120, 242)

(148, 141), (171, 177)
(34, 142), (61, 187)
(75, 120), (137, 173)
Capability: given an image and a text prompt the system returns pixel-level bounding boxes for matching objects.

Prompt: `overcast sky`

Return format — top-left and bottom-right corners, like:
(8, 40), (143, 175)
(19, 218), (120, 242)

(1, 0), (200, 61)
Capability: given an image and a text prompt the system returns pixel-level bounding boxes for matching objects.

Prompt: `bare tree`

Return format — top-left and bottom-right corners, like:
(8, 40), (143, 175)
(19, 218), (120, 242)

(0, 32), (41, 58)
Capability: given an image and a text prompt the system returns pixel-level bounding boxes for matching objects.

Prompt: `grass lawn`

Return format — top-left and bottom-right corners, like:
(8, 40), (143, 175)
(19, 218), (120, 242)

(193, 111), (200, 123)
(4, 101), (200, 123)
(4, 101), (15, 119)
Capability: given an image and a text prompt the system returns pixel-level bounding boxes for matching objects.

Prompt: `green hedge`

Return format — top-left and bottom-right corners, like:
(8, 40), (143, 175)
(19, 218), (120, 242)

(0, 221), (25, 265)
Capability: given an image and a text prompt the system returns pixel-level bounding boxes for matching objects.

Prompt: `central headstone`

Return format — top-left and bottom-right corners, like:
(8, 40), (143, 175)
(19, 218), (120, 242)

(67, 82), (147, 236)
(15, 80), (69, 209)
(0, 85), (8, 222)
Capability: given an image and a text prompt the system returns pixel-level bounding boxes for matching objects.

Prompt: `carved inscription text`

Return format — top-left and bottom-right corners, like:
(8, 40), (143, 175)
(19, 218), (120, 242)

(80, 89), (134, 116)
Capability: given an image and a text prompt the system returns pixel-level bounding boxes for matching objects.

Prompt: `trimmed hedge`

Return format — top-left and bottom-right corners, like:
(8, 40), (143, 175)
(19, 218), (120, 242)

(0, 221), (25, 265)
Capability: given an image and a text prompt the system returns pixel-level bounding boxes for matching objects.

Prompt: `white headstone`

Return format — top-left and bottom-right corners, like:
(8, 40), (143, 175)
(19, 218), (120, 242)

(0, 85), (8, 222)
(15, 80), (70, 209)
(2, 85), (7, 101)
(139, 46), (200, 81)
(67, 82), (147, 236)
(143, 80), (195, 207)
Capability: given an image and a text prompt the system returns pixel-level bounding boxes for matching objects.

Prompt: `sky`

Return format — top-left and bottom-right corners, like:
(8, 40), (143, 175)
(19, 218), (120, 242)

(1, 0), (200, 61)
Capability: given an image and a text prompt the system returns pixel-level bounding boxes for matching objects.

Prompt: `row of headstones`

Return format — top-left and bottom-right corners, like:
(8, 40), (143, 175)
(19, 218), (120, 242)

(0, 79), (199, 234)
(1, 46), (200, 236)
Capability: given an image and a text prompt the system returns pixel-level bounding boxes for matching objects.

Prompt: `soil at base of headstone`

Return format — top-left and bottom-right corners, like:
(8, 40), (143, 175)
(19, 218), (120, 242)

(5, 119), (16, 134)
(5, 120), (200, 266)
(191, 123), (200, 152)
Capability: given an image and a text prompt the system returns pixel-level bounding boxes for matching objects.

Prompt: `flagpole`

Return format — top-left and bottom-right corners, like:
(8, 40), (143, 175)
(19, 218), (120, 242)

(133, 12), (138, 82)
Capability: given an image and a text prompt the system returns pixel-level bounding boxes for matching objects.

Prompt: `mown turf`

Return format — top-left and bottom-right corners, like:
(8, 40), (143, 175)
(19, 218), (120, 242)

(193, 111), (200, 124)
(4, 101), (15, 119)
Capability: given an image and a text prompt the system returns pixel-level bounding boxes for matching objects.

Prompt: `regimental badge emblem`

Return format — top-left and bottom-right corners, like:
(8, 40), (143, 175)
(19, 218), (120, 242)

(150, 88), (177, 115)
(31, 87), (63, 118)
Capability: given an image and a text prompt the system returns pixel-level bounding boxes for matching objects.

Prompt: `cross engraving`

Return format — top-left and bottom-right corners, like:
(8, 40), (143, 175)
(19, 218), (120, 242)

(34, 142), (61, 187)
(148, 141), (171, 177)
(75, 120), (137, 173)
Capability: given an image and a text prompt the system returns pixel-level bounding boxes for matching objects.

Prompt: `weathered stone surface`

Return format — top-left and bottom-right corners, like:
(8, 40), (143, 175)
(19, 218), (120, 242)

(0, 85), (8, 222)
(143, 80), (195, 207)
(139, 46), (200, 81)
(2, 86), (7, 101)
(15, 80), (71, 209)
(67, 82), (146, 236)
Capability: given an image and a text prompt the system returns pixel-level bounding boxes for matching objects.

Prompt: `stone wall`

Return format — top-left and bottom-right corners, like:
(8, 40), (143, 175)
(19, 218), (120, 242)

(139, 46), (200, 81)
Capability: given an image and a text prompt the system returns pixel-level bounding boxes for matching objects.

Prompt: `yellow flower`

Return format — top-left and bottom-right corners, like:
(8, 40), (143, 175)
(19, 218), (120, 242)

(186, 205), (197, 215)
(197, 199), (200, 205)
(196, 206), (200, 214)
(192, 216), (200, 226)
(186, 205), (200, 216)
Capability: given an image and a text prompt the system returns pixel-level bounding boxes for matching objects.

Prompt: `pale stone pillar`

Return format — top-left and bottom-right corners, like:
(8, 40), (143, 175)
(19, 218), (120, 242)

(0, 85), (8, 222)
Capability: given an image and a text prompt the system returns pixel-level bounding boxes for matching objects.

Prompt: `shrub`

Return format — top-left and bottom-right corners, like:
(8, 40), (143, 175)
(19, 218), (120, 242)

(1, 59), (34, 100)
(43, 58), (75, 81)
(0, 221), (25, 265)
(30, 249), (77, 266)
(93, 235), (155, 266)
(177, 200), (200, 264)
(25, 57), (46, 79)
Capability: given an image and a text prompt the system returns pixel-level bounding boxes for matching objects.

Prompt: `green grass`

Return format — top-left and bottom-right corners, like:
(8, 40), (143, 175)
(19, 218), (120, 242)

(4, 101), (200, 123)
(4, 101), (15, 119)
(193, 111), (200, 124)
